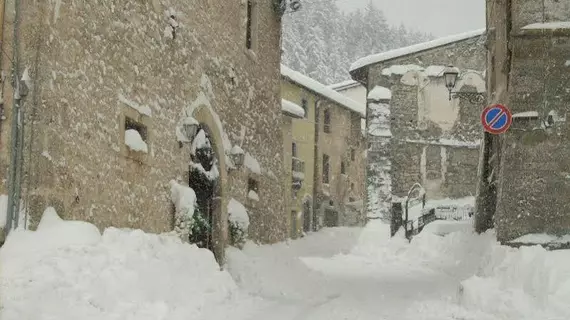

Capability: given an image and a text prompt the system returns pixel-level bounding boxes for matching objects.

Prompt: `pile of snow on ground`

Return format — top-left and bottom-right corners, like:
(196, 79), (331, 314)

(0, 207), (257, 320)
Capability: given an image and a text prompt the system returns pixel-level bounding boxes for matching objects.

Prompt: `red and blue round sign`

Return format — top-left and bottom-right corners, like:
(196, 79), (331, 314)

(481, 104), (512, 134)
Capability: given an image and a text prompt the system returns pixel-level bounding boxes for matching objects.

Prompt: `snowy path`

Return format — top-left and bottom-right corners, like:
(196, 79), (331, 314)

(225, 224), (480, 320)
(4, 211), (570, 320)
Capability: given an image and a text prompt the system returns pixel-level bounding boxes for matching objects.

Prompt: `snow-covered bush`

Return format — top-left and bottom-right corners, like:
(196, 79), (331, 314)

(228, 198), (249, 248)
(169, 180), (213, 246)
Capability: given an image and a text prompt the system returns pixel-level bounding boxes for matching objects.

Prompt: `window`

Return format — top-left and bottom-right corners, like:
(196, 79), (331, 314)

(341, 161), (346, 174)
(125, 117), (148, 141)
(324, 109), (331, 133)
(349, 197), (356, 202)
(350, 148), (355, 161)
(248, 178), (259, 193)
(350, 183), (355, 191)
(292, 142), (297, 158)
(301, 99), (308, 117)
(322, 154), (330, 184)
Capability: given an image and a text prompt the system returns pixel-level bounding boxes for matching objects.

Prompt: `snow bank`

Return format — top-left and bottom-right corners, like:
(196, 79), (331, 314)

(124, 129), (148, 153)
(0, 208), (250, 320)
(303, 220), (494, 280)
(421, 219), (474, 236)
(228, 198), (249, 231)
(367, 86), (391, 101)
(281, 99), (305, 118)
(350, 29), (486, 72)
(0, 194), (7, 227)
(281, 65), (365, 117)
(459, 244), (570, 319)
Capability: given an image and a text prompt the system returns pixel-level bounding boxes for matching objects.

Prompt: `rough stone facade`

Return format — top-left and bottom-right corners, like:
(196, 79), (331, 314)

(316, 100), (366, 227)
(488, 0), (570, 242)
(0, 0), (287, 259)
(352, 34), (487, 218)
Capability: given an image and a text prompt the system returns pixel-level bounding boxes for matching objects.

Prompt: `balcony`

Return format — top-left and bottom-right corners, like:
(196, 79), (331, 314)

(292, 157), (305, 181)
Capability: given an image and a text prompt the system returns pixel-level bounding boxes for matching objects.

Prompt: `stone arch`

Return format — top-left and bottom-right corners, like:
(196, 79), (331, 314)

(189, 105), (229, 265)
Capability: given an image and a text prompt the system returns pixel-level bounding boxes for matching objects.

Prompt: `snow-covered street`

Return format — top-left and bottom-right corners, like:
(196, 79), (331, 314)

(2, 209), (570, 320)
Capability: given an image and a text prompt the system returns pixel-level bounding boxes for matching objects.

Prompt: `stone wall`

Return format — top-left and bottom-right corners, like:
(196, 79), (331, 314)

(365, 35), (486, 206)
(489, 0), (570, 242)
(0, 0), (287, 249)
(317, 100), (366, 227)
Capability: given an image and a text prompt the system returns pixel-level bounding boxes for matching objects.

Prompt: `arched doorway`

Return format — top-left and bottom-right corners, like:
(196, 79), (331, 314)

(188, 125), (221, 260)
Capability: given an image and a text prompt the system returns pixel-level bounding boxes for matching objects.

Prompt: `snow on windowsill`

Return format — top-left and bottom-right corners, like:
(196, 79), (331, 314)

(350, 29), (486, 72)
(247, 190), (259, 202)
(522, 21), (570, 30)
(509, 233), (570, 245)
(282, 99), (305, 118)
(513, 111), (539, 119)
(124, 129), (148, 153)
(402, 138), (480, 148)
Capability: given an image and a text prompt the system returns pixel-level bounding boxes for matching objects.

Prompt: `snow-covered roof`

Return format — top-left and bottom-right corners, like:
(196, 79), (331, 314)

(281, 65), (365, 118)
(281, 99), (305, 118)
(349, 29), (486, 72)
(368, 86), (391, 101)
(328, 79), (361, 91)
(522, 21), (570, 30)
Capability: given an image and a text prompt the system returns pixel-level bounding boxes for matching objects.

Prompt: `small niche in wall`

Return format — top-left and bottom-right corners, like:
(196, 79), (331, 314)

(124, 117), (149, 154)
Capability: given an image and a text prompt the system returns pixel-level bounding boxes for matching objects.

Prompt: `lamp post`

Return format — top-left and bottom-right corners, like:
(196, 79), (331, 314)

(443, 65), (486, 104)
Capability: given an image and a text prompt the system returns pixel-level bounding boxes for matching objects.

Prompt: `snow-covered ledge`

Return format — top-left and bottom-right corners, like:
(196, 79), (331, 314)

(522, 21), (570, 30)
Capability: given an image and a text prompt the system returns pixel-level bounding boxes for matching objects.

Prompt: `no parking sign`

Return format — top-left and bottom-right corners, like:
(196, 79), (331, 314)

(481, 104), (512, 134)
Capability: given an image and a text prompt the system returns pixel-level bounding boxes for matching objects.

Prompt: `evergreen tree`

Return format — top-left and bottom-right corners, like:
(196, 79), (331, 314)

(282, 0), (433, 84)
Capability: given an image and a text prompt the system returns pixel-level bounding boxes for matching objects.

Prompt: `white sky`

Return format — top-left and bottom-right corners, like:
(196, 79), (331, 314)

(337, 0), (485, 37)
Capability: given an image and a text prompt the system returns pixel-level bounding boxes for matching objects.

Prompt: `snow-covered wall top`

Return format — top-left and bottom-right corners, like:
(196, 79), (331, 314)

(349, 29), (486, 72)
(328, 79), (361, 91)
(368, 86), (391, 101)
(281, 65), (365, 118)
(281, 99), (305, 118)
(522, 21), (570, 30)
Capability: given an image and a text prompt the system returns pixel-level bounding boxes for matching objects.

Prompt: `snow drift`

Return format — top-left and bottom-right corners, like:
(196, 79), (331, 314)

(0, 207), (256, 320)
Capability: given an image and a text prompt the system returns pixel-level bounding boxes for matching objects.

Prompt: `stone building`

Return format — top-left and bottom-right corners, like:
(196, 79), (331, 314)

(485, 0), (570, 243)
(349, 31), (487, 218)
(329, 80), (367, 105)
(280, 98), (305, 238)
(0, 0), (288, 262)
(281, 65), (367, 231)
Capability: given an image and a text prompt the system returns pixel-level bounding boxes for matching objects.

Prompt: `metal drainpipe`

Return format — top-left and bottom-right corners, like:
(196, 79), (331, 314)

(5, 0), (22, 234)
(312, 98), (322, 232)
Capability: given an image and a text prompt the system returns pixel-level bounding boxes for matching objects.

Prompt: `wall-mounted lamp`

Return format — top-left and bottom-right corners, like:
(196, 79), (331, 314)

(181, 118), (199, 142)
(230, 145), (245, 169)
(443, 65), (485, 104)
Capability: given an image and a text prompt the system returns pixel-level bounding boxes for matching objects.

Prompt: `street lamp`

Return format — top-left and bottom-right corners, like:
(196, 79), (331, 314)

(443, 65), (485, 104)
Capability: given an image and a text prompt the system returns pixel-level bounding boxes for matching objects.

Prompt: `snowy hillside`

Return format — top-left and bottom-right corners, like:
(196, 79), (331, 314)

(282, 0), (432, 84)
